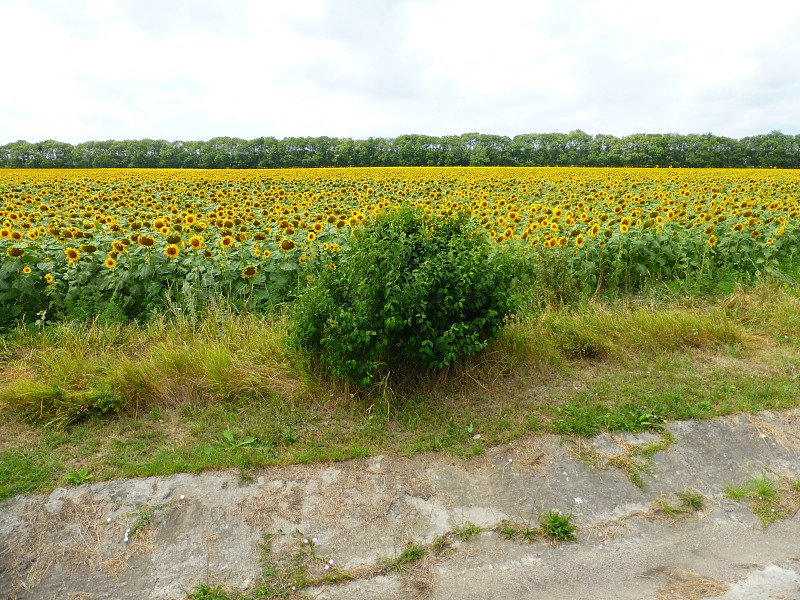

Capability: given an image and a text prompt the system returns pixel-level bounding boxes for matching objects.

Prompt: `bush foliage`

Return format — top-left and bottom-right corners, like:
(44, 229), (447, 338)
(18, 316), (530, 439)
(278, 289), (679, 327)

(292, 208), (516, 386)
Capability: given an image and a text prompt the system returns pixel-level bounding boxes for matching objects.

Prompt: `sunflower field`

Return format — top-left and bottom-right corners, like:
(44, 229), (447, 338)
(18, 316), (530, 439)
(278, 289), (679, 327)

(1, 167), (799, 329)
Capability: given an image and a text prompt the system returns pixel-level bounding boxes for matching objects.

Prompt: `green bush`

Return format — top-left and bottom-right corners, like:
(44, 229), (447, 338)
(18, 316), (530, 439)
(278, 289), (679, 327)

(292, 207), (517, 386)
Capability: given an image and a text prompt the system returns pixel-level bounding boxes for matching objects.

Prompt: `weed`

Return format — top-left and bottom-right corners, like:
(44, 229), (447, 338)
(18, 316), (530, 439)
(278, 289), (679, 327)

(520, 526), (540, 542)
(431, 535), (452, 555)
(677, 490), (705, 512)
(751, 474), (778, 501)
(499, 523), (520, 540)
(237, 466), (254, 486)
(63, 467), (91, 486)
(453, 521), (482, 542)
(387, 543), (427, 572)
(654, 500), (684, 520)
(724, 473), (798, 527)
(539, 512), (577, 542)
(220, 430), (257, 450)
(723, 481), (749, 500)
(186, 584), (233, 600)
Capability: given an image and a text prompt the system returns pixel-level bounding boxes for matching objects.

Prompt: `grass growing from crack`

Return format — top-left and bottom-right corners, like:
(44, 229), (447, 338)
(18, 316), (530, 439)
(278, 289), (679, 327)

(496, 512), (578, 544)
(652, 489), (706, 521)
(452, 521), (482, 542)
(2, 282), (800, 501)
(188, 531), (349, 600)
(539, 511), (578, 542)
(386, 543), (428, 573)
(570, 431), (676, 491)
(724, 473), (800, 527)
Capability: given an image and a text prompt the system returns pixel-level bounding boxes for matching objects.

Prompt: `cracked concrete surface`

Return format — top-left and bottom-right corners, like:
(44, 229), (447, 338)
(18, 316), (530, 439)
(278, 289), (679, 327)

(2, 409), (799, 599)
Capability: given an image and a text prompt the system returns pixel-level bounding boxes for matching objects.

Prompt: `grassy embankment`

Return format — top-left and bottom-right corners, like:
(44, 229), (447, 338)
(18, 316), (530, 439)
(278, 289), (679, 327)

(1, 280), (799, 501)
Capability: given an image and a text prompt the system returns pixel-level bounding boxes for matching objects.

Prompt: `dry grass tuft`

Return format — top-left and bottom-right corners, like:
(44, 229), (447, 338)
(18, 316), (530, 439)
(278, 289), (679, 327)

(654, 568), (729, 600)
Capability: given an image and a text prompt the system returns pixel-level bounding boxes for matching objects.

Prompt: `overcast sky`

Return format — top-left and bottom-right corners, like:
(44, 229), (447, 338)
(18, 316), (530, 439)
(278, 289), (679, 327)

(2, 0), (799, 144)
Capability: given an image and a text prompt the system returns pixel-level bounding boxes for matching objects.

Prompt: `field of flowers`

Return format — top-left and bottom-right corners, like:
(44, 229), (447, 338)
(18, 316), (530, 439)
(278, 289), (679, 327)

(1, 167), (799, 328)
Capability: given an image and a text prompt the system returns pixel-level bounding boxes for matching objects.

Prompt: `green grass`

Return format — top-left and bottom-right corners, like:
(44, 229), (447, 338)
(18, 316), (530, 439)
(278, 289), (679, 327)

(453, 521), (482, 542)
(386, 543), (427, 572)
(724, 473), (800, 527)
(539, 511), (577, 542)
(1, 282), (800, 501)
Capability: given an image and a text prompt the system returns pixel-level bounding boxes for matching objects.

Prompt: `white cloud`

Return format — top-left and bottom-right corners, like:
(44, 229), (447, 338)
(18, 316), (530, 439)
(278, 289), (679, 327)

(1, 0), (798, 143)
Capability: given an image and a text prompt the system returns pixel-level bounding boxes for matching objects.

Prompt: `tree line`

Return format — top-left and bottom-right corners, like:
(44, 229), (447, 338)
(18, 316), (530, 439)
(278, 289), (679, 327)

(2, 130), (799, 169)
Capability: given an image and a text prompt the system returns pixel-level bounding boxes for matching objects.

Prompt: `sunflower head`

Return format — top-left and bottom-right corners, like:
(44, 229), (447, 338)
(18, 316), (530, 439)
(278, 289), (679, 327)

(280, 239), (296, 252)
(6, 247), (23, 258)
(65, 247), (80, 262)
(44, 273), (53, 284)
(241, 265), (257, 279)
(104, 257), (117, 269)
(165, 244), (180, 258)
(22, 266), (32, 274)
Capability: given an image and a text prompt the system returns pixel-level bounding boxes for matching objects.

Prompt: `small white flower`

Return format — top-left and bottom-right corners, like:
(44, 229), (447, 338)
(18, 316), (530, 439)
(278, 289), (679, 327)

(312, 537), (318, 543)
(508, 458), (513, 463)
(106, 517), (112, 523)
(179, 495), (185, 500)
(303, 538), (309, 544)
(328, 559), (334, 565)
(324, 565), (330, 570)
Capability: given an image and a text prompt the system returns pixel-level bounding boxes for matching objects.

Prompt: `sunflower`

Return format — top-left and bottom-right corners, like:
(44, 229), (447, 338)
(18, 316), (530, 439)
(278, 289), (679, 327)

(104, 257), (117, 269)
(262, 249), (271, 259)
(138, 234), (156, 248)
(221, 236), (234, 248)
(188, 235), (204, 249)
(707, 235), (718, 247)
(6, 247), (23, 258)
(11, 231), (22, 241)
(241, 265), (258, 279)
(22, 266), (32, 274)
(307, 231), (316, 242)
(44, 273), (53, 284)
(619, 223), (630, 234)
(313, 222), (324, 233)
(575, 234), (585, 247)
(165, 244), (180, 258)
(280, 239), (296, 252)
(65, 247), (80, 262)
